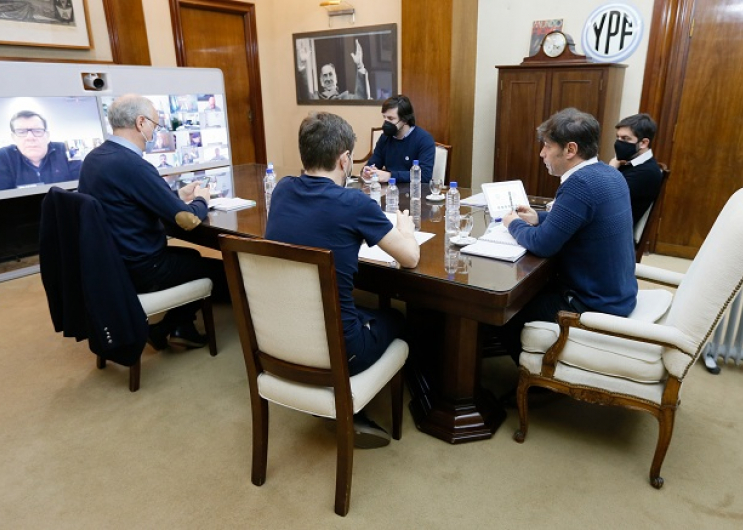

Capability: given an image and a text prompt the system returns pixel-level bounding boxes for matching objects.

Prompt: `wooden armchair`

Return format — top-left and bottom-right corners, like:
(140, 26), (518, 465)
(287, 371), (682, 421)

(513, 188), (743, 488)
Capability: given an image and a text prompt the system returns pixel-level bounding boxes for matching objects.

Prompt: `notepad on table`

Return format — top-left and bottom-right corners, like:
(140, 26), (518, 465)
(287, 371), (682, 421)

(460, 224), (527, 262)
(359, 231), (435, 264)
(209, 197), (256, 211)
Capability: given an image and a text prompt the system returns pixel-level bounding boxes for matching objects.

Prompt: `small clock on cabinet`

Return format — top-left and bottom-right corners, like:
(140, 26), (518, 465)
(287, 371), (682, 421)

(522, 31), (588, 65)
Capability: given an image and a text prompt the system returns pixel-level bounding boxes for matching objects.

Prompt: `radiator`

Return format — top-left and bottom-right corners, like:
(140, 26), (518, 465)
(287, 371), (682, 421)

(703, 291), (743, 373)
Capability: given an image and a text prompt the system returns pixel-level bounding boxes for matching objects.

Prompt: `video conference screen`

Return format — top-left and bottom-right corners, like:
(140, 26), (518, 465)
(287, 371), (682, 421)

(1, 93), (231, 200)
(0, 96), (104, 199)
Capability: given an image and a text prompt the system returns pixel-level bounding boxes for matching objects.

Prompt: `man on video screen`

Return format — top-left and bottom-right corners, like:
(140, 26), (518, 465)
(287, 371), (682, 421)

(0, 110), (82, 190)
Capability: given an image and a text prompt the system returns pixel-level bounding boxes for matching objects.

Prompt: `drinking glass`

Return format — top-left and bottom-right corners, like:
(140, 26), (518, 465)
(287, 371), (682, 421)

(429, 174), (444, 198)
(458, 213), (474, 242)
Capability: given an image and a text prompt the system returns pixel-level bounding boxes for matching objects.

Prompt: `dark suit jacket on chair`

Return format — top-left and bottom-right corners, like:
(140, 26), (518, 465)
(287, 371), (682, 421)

(40, 187), (148, 366)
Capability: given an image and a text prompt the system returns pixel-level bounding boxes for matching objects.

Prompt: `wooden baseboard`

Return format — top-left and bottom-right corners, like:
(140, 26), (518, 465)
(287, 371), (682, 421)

(654, 242), (698, 260)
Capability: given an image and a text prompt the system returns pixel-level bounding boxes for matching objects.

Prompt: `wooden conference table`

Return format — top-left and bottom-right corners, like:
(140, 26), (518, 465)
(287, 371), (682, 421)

(175, 164), (554, 444)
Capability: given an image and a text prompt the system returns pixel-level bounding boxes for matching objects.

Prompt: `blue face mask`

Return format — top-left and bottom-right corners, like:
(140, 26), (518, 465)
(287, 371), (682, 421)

(141, 121), (157, 151)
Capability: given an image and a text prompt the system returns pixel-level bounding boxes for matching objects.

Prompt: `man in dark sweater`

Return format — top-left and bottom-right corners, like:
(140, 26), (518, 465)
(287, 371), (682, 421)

(609, 113), (663, 227)
(78, 94), (228, 350)
(0, 110), (82, 190)
(361, 95), (435, 183)
(492, 108), (637, 360)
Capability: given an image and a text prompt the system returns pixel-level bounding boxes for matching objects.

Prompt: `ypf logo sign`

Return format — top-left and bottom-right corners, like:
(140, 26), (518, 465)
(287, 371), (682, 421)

(582, 3), (644, 63)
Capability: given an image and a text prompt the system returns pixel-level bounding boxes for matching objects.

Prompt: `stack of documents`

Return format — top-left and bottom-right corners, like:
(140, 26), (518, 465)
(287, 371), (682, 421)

(460, 224), (527, 262)
(358, 212), (435, 264)
(209, 197), (256, 211)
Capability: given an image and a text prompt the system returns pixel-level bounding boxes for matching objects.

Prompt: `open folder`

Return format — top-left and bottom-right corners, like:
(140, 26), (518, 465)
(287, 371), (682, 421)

(460, 223), (527, 262)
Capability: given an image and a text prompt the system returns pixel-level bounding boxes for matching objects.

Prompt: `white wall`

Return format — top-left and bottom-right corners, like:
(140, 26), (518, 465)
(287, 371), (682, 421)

(472, 0), (655, 191)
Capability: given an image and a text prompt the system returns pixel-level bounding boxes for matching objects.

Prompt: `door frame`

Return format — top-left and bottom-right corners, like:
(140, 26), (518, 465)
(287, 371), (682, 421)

(169, 0), (267, 164)
(638, 0), (695, 253)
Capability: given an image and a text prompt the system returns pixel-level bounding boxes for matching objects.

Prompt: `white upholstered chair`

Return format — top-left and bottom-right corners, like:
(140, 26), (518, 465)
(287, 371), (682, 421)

(513, 188), (743, 488)
(40, 187), (217, 393)
(109, 279), (217, 391)
(634, 163), (670, 262)
(433, 142), (452, 184)
(352, 126), (383, 166)
(219, 234), (408, 516)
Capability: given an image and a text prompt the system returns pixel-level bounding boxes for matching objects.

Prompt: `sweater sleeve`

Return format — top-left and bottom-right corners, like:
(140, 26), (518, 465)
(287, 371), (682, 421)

(508, 178), (592, 258)
(129, 158), (209, 226)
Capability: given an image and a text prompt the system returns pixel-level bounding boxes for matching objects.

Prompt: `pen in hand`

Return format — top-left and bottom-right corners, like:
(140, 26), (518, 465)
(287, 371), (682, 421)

(508, 191), (515, 212)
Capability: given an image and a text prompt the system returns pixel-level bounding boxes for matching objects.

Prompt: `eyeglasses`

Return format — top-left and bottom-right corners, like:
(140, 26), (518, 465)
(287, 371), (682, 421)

(12, 128), (47, 138)
(142, 116), (165, 133)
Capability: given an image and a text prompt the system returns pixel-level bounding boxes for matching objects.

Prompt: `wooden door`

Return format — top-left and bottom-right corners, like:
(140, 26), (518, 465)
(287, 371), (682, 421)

(170, 0), (266, 165)
(493, 69), (547, 195)
(652, 0), (743, 257)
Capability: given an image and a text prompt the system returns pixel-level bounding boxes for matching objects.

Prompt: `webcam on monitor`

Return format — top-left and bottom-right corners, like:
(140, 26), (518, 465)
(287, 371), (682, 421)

(81, 73), (107, 92)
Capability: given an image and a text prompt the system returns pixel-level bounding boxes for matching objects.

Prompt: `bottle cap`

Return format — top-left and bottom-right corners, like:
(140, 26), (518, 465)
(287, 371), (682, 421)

(450, 182), (458, 188)
(413, 160), (419, 165)
(389, 177), (396, 185)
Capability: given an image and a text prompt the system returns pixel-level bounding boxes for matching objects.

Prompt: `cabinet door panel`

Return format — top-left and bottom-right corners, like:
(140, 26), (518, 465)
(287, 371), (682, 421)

(548, 69), (603, 117)
(539, 69), (604, 197)
(494, 71), (547, 195)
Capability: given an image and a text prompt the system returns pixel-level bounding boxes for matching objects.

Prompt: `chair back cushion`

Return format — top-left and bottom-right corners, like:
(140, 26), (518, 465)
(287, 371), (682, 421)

(433, 145), (448, 183)
(663, 188), (743, 377)
(237, 252), (331, 369)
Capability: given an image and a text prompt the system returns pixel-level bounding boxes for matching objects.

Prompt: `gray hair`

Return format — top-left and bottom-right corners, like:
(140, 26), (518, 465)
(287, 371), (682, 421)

(107, 94), (155, 129)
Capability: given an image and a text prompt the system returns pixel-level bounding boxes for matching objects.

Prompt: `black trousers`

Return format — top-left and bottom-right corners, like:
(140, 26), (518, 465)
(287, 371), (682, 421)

(127, 246), (230, 331)
(482, 280), (589, 362)
(347, 307), (406, 376)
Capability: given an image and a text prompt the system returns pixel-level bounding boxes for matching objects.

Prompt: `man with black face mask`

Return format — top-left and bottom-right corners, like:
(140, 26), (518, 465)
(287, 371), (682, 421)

(609, 113), (663, 226)
(361, 95), (435, 184)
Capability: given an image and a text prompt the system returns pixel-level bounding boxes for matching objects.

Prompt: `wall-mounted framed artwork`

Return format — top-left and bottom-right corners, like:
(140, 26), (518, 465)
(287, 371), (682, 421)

(293, 23), (397, 106)
(0, 0), (92, 50)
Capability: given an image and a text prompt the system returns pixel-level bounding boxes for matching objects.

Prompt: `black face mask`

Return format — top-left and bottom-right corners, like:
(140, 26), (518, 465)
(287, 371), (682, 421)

(614, 139), (639, 162)
(382, 120), (399, 137)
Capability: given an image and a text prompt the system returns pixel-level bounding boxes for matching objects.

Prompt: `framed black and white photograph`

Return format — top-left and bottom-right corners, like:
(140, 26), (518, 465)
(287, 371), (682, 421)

(293, 23), (397, 106)
(0, 0), (92, 49)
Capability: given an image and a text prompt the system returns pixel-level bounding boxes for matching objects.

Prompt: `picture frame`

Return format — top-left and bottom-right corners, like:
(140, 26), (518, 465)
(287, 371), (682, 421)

(0, 0), (93, 50)
(293, 23), (397, 106)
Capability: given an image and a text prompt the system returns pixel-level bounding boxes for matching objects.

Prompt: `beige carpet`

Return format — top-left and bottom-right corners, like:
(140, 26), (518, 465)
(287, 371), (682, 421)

(1, 255), (742, 529)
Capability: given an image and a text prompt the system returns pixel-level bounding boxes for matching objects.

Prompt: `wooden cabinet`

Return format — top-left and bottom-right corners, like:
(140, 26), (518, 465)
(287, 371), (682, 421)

(493, 63), (625, 197)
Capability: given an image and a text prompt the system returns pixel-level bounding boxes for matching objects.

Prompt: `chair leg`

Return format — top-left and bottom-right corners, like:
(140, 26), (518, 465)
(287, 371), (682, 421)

(512, 369), (530, 443)
(96, 355), (106, 369)
(390, 370), (403, 440)
(129, 358), (141, 392)
(202, 297), (218, 357)
(251, 397), (269, 487)
(334, 410), (354, 516)
(650, 407), (676, 489)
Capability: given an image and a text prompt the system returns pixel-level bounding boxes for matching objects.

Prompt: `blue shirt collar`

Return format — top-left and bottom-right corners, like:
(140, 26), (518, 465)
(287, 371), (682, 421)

(107, 134), (143, 156)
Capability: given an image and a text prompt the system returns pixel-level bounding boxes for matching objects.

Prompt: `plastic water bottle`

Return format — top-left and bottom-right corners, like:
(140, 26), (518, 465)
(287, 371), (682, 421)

(370, 174), (382, 206)
(263, 163), (275, 213)
(385, 177), (399, 213)
(445, 182), (460, 234)
(410, 159), (422, 202)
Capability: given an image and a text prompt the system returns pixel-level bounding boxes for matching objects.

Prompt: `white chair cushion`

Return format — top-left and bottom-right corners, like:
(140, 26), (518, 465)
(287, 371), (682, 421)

(520, 289), (673, 383)
(137, 278), (212, 316)
(257, 338), (408, 417)
(520, 351), (666, 404)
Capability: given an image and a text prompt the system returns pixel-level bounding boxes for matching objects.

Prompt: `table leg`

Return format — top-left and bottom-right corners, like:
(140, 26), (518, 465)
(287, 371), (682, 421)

(406, 308), (506, 443)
